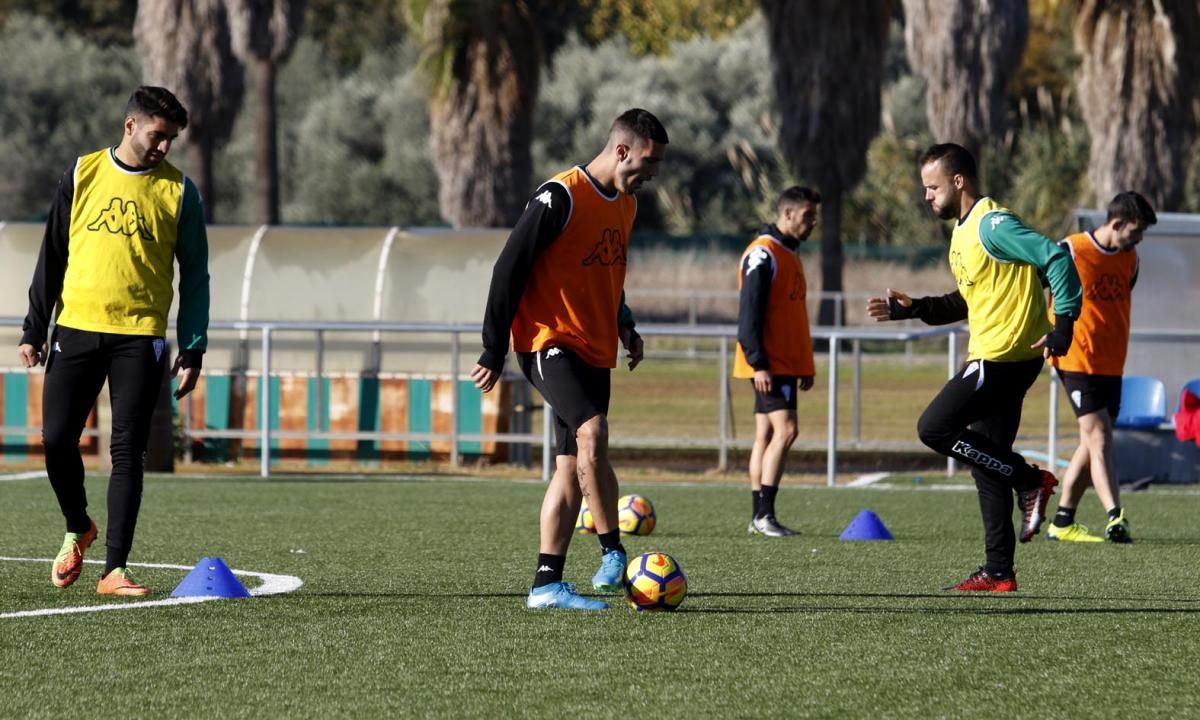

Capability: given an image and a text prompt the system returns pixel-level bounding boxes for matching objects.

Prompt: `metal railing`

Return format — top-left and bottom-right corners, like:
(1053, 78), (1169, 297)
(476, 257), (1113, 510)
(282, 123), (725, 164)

(2, 316), (964, 484)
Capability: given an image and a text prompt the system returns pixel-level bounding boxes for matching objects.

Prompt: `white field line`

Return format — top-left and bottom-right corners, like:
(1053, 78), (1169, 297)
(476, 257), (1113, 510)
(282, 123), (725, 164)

(0, 558), (302, 619)
(0, 471), (47, 482)
(846, 472), (890, 487)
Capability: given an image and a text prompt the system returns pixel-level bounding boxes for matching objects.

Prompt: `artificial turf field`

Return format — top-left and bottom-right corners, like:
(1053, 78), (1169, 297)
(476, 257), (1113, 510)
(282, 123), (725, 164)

(3, 472), (1200, 718)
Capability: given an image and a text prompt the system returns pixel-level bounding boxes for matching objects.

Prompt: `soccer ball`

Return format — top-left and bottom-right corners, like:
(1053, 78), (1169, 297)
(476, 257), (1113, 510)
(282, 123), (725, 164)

(618, 494), (656, 535)
(624, 551), (687, 611)
(576, 501), (596, 534)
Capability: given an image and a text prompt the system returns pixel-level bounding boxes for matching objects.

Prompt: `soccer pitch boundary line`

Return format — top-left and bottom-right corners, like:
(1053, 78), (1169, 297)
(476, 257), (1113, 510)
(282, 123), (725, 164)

(0, 557), (303, 620)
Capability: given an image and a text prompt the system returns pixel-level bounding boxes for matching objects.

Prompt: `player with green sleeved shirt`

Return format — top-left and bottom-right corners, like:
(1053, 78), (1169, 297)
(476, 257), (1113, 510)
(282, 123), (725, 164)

(17, 87), (210, 597)
(868, 143), (1081, 593)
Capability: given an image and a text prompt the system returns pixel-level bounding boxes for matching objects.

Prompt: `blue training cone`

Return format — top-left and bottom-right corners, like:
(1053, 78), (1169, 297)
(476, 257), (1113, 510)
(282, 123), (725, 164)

(171, 556), (252, 598)
(839, 510), (894, 541)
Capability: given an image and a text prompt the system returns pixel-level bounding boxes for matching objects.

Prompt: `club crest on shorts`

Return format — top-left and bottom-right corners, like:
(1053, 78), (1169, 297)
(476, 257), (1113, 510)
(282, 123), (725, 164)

(782, 383), (793, 402)
(1071, 389), (1082, 408)
(153, 339), (165, 362)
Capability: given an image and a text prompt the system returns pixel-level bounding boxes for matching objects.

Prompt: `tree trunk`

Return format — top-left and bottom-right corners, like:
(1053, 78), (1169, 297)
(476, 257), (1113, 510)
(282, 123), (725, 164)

(255, 57), (280, 225)
(1074, 0), (1200, 210)
(186, 137), (216, 223)
(818, 187), (845, 329)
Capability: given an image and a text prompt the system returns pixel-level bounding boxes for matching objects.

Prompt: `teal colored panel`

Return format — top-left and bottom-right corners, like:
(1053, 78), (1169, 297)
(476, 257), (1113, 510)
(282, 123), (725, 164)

(3, 374), (29, 460)
(269, 375), (281, 453)
(357, 377), (380, 461)
(457, 380), (482, 455)
(205, 374), (232, 430)
(407, 379), (432, 459)
(307, 376), (330, 466)
(202, 373), (232, 463)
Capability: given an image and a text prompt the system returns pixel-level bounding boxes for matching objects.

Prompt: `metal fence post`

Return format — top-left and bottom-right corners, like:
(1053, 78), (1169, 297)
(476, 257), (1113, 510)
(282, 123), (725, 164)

(450, 331), (460, 466)
(826, 334), (839, 487)
(260, 325), (272, 478)
(719, 334), (729, 472)
(852, 338), (862, 445)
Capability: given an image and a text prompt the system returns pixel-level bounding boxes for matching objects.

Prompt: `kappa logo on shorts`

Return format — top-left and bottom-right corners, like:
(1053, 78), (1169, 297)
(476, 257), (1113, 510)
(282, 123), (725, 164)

(1071, 389), (1083, 408)
(53, 341), (62, 353)
(545, 348), (563, 359)
(152, 339), (165, 362)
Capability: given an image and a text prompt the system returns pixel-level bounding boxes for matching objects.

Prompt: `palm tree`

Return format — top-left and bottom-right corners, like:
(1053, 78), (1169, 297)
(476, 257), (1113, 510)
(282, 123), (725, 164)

(901, 0), (1029, 156)
(135, 0), (244, 222)
(1074, 0), (1200, 210)
(758, 0), (892, 327)
(225, 0), (307, 224)
(402, 0), (580, 227)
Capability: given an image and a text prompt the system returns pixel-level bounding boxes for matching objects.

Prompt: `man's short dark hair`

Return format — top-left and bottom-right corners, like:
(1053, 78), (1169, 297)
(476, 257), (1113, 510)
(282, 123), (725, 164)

(778, 186), (821, 213)
(1106, 191), (1157, 228)
(125, 86), (189, 129)
(919, 142), (976, 181)
(611, 108), (668, 145)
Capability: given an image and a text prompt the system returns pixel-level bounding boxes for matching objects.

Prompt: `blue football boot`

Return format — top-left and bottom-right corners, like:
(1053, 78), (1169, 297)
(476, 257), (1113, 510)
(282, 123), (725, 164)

(591, 548), (628, 593)
(525, 582), (608, 610)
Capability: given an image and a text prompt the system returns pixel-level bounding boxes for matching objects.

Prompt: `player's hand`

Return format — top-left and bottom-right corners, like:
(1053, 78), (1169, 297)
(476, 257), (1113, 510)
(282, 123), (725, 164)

(172, 355), (201, 399)
(866, 288), (914, 321)
(17, 343), (45, 368)
(1032, 314), (1075, 358)
(799, 375), (814, 391)
(753, 369), (772, 394)
(619, 326), (643, 371)
(471, 363), (501, 393)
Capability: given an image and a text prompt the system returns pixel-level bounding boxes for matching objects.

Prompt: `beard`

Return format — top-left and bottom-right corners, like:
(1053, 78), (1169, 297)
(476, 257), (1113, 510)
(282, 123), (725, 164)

(933, 201), (958, 220)
(129, 137), (163, 168)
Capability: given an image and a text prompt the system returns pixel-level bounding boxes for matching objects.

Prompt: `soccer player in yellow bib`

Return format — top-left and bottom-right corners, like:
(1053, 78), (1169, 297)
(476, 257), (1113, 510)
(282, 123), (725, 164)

(867, 143), (1082, 592)
(1046, 192), (1156, 544)
(17, 87), (210, 597)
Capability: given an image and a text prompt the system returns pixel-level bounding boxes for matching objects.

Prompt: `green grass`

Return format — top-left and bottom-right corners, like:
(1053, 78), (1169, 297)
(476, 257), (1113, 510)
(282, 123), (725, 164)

(3, 473), (1199, 718)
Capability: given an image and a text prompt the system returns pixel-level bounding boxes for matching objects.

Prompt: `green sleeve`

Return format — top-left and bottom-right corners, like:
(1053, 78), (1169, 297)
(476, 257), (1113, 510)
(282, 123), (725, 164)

(175, 178), (210, 354)
(618, 290), (636, 329)
(979, 211), (1082, 318)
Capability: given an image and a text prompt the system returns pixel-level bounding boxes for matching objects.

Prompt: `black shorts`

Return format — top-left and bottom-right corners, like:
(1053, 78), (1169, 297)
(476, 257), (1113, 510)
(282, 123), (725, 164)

(752, 375), (799, 414)
(517, 346), (611, 457)
(1057, 370), (1122, 419)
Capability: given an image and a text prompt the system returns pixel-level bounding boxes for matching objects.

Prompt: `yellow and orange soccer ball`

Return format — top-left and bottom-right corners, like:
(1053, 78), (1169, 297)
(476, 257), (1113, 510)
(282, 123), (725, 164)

(617, 494), (656, 536)
(624, 551), (687, 611)
(576, 501), (596, 534)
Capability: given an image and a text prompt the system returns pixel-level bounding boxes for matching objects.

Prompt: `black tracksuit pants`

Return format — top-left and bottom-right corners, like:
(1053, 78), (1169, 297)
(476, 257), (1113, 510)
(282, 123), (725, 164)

(42, 326), (168, 568)
(917, 357), (1044, 575)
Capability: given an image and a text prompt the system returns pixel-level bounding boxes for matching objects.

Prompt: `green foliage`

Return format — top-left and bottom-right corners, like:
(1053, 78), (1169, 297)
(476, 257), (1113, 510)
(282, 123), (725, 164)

(579, 0), (757, 56)
(0, 13), (139, 220)
(305, 0), (410, 73)
(536, 17), (788, 235)
(0, 0), (135, 46)
(285, 48), (441, 225)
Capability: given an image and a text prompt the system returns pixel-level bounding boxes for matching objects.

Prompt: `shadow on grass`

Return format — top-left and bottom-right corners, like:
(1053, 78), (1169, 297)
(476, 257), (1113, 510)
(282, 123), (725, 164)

(680, 590), (1200, 615)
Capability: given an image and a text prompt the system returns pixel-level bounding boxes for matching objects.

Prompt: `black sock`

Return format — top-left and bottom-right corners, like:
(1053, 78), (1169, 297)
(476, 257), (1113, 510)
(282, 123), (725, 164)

(1108, 506), (1122, 521)
(598, 530), (625, 556)
(752, 490), (762, 519)
(532, 553), (565, 588)
(66, 514), (92, 535)
(104, 546), (130, 576)
(1053, 506), (1076, 528)
(760, 485), (779, 518)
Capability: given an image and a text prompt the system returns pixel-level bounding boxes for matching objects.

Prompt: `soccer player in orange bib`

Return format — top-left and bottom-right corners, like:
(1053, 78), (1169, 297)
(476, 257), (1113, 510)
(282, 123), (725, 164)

(734, 187), (820, 537)
(471, 109), (668, 610)
(1046, 192), (1156, 544)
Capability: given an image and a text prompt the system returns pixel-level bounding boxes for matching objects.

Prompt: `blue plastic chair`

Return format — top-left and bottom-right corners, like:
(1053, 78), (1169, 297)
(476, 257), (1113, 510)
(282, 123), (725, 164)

(1115, 375), (1167, 429)
(1178, 378), (1200, 412)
